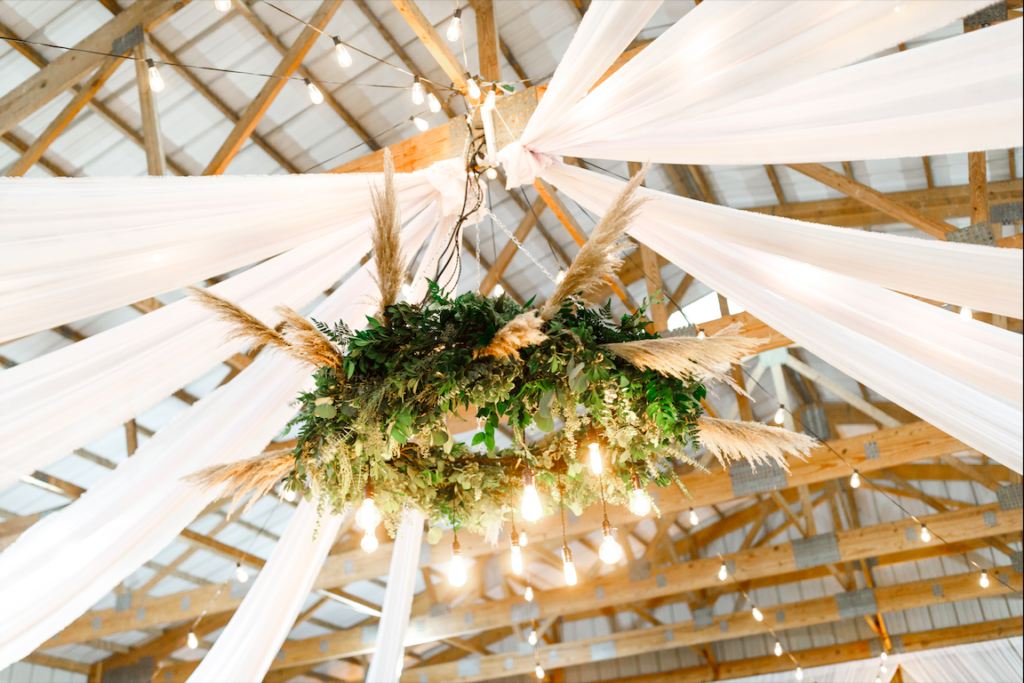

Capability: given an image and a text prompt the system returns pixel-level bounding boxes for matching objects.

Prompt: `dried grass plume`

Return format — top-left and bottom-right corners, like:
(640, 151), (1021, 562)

(183, 448), (294, 516)
(696, 416), (817, 471)
(186, 285), (287, 352)
(370, 148), (407, 320)
(539, 165), (651, 320)
(474, 311), (548, 360)
(603, 323), (764, 393)
(274, 304), (344, 369)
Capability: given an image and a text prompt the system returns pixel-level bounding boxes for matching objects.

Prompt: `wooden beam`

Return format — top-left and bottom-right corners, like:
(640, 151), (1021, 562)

(969, 151), (990, 224)
(717, 295), (753, 421)
(396, 568), (1022, 682)
(133, 33), (166, 176)
(784, 354), (903, 429)
(474, 0), (501, 83)
(0, 0), (188, 135)
(4, 55), (122, 177)
(787, 163), (955, 239)
(1, 130), (74, 177)
(125, 419), (138, 457)
(203, 0), (342, 175)
(391, 0), (469, 93)
(479, 196), (546, 296)
(765, 165), (786, 204)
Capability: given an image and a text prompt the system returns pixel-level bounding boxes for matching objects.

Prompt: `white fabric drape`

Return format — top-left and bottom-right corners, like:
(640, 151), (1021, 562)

(0, 215), (436, 669)
(364, 511), (425, 683)
(545, 163), (1022, 319)
(186, 500), (345, 683)
(554, 171), (1022, 471)
(0, 171), (438, 342)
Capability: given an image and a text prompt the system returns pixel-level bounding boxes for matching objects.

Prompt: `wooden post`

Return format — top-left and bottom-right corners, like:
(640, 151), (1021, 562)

(391, 0), (470, 93)
(969, 151), (990, 225)
(474, 0), (501, 83)
(133, 33), (166, 176)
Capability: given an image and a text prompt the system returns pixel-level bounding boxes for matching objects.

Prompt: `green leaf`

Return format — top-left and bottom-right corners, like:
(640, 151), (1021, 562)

(538, 390), (555, 418)
(431, 430), (448, 446)
(427, 527), (443, 544)
(534, 415), (554, 433)
(472, 432), (487, 447)
(485, 433), (495, 452)
(313, 404), (337, 419)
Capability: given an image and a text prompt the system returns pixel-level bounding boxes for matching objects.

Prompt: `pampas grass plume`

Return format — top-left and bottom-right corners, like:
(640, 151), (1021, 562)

(474, 311), (548, 360)
(697, 416), (816, 471)
(183, 449), (294, 516)
(370, 148), (407, 319)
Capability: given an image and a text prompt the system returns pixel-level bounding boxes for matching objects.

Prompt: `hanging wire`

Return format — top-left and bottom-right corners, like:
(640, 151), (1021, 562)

(739, 367), (1023, 598)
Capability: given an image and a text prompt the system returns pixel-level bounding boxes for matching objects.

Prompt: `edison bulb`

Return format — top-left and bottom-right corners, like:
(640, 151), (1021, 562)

(774, 406), (785, 425)
(718, 562), (728, 582)
(588, 442), (603, 475)
(446, 9), (462, 42)
(850, 470), (861, 489)
(960, 306), (973, 321)
(881, 665), (888, 675)
(426, 92), (441, 113)
(411, 78), (425, 105)
(795, 667), (804, 681)
(562, 547), (577, 586)
(486, 167), (498, 180)
(412, 116), (429, 132)
(697, 328), (706, 339)
(521, 472), (542, 521)
(774, 641), (783, 657)
(524, 585), (534, 601)
(875, 678), (882, 683)
(467, 78), (481, 100)
(629, 488), (651, 517)
(510, 539), (523, 575)
(520, 531), (529, 547)
(283, 487), (296, 502)
(333, 37), (352, 68)
(214, 0), (232, 11)
(494, 283), (505, 296)
(881, 652), (888, 662)
(752, 606), (763, 622)
(920, 525), (932, 543)
(449, 550), (467, 587)
(235, 563), (249, 583)
(187, 630), (199, 649)
(535, 664), (545, 680)
(146, 59), (164, 92)
(689, 508), (699, 526)
(556, 270), (565, 283)
(305, 79), (323, 105)
(361, 528), (378, 553)
(528, 628), (538, 645)
(980, 571), (990, 588)
(355, 496), (381, 530)
(599, 521), (622, 564)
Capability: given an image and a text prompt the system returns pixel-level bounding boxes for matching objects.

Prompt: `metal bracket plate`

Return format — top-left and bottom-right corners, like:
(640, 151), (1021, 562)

(945, 222), (997, 246)
(448, 87), (539, 162)
(792, 532), (841, 570)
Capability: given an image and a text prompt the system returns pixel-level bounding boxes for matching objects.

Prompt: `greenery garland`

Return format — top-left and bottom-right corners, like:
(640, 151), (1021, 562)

(282, 283), (706, 537)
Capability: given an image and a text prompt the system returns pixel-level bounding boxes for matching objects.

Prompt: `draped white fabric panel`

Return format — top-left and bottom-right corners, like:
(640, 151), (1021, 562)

(0, 197), (437, 490)
(0, 217), (435, 669)
(186, 500), (345, 683)
(364, 511), (425, 683)
(0, 172), (438, 342)
(561, 18), (1023, 165)
(554, 173), (1023, 471)
(545, 163), (1022, 318)
(730, 637), (1024, 683)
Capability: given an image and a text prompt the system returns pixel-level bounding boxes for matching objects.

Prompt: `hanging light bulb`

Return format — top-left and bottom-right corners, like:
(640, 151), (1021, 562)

(535, 663), (545, 680)
(283, 487), (297, 503)
(494, 283), (505, 297)
(486, 167), (498, 180)
(304, 78), (323, 105)
(356, 483), (382, 530)
(850, 469), (861, 489)
(881, 665), (888, 674)
(145, 59), (164, 93)
(556, 269), (566, 284)
(718, 562), (729, 582)
(449, 538), (467, 587)
(360, 528), (379, 554)
(697, 328), (707, 339)
(332, 37), (352, 68)
(521, 470), (542, 522)
(234, 562), (249, 583)
(524, 585), (534, 601)
(411, 77), (426, 105)
(920, 524), (932, 543)
(752, 606), (764, 622)
(881, 652), (888, 662)
(980, 571), (990, 588)
(528, 627), (538, 645)
(520, 531), (529, 547)
(960, 306), (973, 321)
(412, 116), (429, 132)
(466, 77), (482, 100)
(562, 546), (577, 586)
(598, 519), (623, 564)
(774, 641), (783, 657)
(214, 0), (232, 11)
(187, 630), (199, 649)
(427, 92), (441, 113)
(689, 508), (699, 526)
(795, 667), (804, 681)
(628, 472), (651, 517)
(510, 530), (523, 575)
(588, 441), (603, 475)
(875, 677), (882, 683)
(446, 8), (462, 42)
(774, 405), (786, 425)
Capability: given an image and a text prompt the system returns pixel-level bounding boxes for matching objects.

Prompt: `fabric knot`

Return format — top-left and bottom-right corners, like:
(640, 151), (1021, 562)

(497, 141), (560, 189)
(423, 159), (488, 224)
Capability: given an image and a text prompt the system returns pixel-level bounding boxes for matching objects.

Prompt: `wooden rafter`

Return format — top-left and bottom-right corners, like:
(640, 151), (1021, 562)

(473, 0), (501, 83)
(391, 0), (469, 93)
(203, 0), (342, 175)
(133, 33), (166, 176)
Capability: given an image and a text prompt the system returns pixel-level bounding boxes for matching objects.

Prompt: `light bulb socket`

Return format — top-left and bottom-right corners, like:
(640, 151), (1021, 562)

(510, 530), (520, 548)
(453, 8), (462, 18)
(364, 480), (375, 499)
(333, 36), (342, 47)
(303, 77), (312, 86)
(452, 538), (461, 556)
(602, 519), (613, 537)
(146, 58), (155, 68)
(562, 546), (572, 564)
(523, 470), (535, 487)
